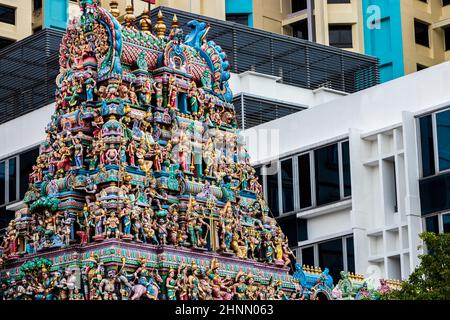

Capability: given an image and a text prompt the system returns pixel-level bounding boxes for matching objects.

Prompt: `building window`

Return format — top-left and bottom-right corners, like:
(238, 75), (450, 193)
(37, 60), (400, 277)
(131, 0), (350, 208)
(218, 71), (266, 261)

(292, 0), (308, 13)
(419, 115), (436, 177)
(342, 141), (351, 197)
(299, 235), (354, 283)
(444, 0), (450, 6)
(281, 158), (294, 213)
(298, 153), (312, 209)
(301, 246), (315, 266)
(0, 37), (14, 50)
(328, 0), (351, 3)
(436, 109), (450, 172)
(414, 20), (430, 47)
(0, 147), (39, 208)
(445, 27), (450, 51)
(315, 144), (340, 206)
(266, 164), (280, 216)
(329, 25), (353, 48)
(291, 19), (309, 40)
(0, 5), (15, 25)
(34, 0), (43, 10)
(417, 64), (428, 71)
(425, 215), (439, 233)
(319, 238), (344, 282)
(225, 14), (249, 26)
(443, 214), (450, 233)
(260, 140), (351, 214)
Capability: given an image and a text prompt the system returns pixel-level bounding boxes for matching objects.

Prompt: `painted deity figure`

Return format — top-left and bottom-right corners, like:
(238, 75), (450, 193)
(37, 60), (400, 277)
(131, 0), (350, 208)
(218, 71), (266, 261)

(85, 73), (96, 101)
(165, 268), (177, 300)
(168, 76), (178, 110)
(232, 271), (248, 300)
(72, 137), (84, 168)
(105, 212), (120, 238)
(120, 204), (132, 236)
(153, 82), (163, 108)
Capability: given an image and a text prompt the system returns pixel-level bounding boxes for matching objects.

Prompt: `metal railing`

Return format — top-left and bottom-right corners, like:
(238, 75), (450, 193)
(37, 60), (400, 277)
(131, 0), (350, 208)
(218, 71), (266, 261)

(0, 28), (63, 125)
(150, 6), (380, 94)
(233, 93), (307, 130)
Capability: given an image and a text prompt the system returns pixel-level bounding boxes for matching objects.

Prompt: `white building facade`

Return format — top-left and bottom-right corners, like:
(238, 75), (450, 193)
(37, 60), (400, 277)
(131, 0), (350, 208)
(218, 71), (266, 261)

(242, 61), (450, 283)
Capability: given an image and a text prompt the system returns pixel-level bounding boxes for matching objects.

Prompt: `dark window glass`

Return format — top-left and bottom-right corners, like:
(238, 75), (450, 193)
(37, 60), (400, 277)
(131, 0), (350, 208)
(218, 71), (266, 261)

(266, 165), (279, 216)
(34, 0), (42, 10)
(298, 154), (312, 208)
(329, 25), (353, 48)
(291, 19), (309, 40)
(301, 246), (315, 266)
(278, 215), (298, 247)
(417, 64), (428, 71)
(444, 0), (450, 7)
(0, 5), (15, 25)
(0, 162), (5, 205)
(443, 214), (450, 233)
(425, 215), (439, 233)
(0, 37), (14, 50)
(297, 218), (308, 242)
(342, 141), (351, 197)
(328, 0), (351, 3)
(445, 27), (450, 51)
(419, 115), (436, 177)
(346, 237), (355, 273)
(419, 172), (450, 215)
(436, 110), (450, 171)
(281, 159), (294, 213)
(319, 238), (344, 283)
(292, 0), (308, 12)
(414, 20), (430, 47)
(8, 158), (16, 202)
(315, 144), (340, 206)
(225, 14), (249, 26)
(20, 148), (39, 198)
(0, 207), (15, 235)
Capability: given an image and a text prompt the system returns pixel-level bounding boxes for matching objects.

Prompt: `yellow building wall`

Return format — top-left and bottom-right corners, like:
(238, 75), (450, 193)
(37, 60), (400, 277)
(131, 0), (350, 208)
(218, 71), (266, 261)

(312, 0), (364, 53)
(0, 0), (33, 42)
(252, 0), (290, 34)
(400, 0), (445, 75)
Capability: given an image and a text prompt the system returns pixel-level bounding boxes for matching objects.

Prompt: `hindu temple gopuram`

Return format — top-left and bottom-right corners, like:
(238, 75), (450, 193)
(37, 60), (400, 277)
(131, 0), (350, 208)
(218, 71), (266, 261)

(0, 1), (400, 301)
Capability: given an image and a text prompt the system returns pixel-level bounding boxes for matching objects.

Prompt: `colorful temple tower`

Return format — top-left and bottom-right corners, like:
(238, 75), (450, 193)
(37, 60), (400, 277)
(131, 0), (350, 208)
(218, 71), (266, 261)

(0, 0), (313, 300)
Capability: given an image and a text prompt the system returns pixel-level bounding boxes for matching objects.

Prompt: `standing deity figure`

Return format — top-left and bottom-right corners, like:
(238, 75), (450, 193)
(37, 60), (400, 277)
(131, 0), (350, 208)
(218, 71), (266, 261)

(72, 137), (84, 168)
(176, 264), (189, 300)
(85, 73), (96, 101)
(143, 79), (153, 105)
(153, 82), (163, 108)
(187, 81), (199, 114)
(219, 203), (235, 252)
(165, 268), (177, 300)
(127, 140), (137, 166)
(105, 212), (120, 238)
(168, 76), (178, 110)
(120, 204), (132, 236)
(93, 204), (106, 237)
(178, 130), (190, 172)
(156, 218), (168, 245)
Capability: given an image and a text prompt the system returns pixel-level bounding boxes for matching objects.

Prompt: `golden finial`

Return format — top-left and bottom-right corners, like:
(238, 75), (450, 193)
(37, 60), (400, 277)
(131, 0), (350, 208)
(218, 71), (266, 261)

(109, 0), (120, 18)
(171, 14), (180, 29)
(124, 4), (136, 27)
(140, 8), (152, 33)
(154, 10), (167, 39)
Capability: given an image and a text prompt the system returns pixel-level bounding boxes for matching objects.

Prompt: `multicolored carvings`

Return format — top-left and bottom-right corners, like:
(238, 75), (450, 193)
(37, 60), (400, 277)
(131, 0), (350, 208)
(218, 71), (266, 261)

(0, 1), (299, 300)
(0, 2), (402, 301)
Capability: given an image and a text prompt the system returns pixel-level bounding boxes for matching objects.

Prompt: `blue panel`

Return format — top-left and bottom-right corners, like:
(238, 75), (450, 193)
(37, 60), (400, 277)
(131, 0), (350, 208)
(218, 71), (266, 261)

(225, 0), (253, 27)
(43, 0), (69, 30)
(362, 0), (404, 82)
